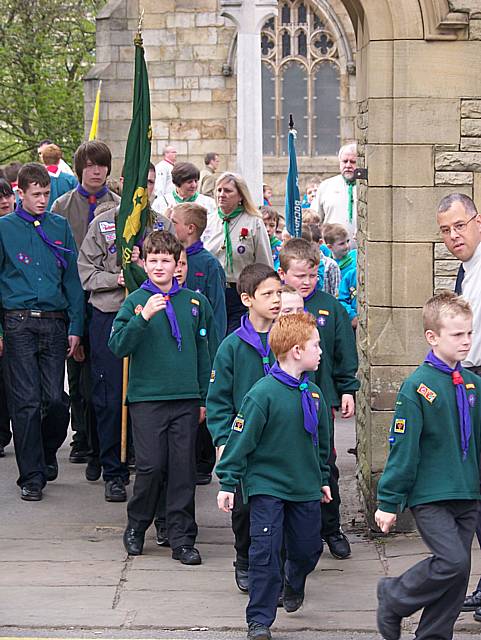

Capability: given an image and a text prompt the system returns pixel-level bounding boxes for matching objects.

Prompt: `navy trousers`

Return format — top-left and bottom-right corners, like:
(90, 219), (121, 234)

(3, 314), (69, 488)
(247, 494), (322, 627)
(0, 354), (12, 448)
(89, 308), (128, 482)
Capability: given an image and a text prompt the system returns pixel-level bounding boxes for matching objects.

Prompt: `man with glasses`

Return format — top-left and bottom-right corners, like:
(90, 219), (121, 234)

(437, 192), (481, 622)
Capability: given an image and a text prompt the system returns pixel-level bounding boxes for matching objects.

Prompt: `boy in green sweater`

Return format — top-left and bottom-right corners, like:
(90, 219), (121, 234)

(279, 238), (359, 560)
(207, 263), (281, 592)
(216, 313), (332, 640)
(108, 231), (211, 565)
(375, 291), (481, 640)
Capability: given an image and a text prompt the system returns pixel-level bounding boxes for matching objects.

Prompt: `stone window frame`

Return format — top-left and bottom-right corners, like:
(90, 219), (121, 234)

(261, 0), (355, 160)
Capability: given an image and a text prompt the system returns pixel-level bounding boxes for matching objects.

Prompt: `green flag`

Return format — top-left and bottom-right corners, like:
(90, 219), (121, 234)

(116, 32), (152, 293)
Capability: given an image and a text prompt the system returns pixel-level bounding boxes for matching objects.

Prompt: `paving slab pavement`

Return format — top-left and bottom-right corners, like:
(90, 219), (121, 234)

(1, 416), (481, 637)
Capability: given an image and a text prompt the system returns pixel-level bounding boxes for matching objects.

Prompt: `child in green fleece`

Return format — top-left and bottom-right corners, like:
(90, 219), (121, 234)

(207, 263), (281, 592)
(108, 231), (211, 565)
(216, 312), (332, 640)
(279, 237), (359, 560)
(375, 291), (481, 640)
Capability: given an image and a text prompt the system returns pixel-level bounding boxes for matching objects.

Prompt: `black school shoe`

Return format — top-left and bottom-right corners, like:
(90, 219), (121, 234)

(324, 530), (351, 559)
(123, 527), (144, 555)
(45, 458), (58, 482)
(234, 562), (249, 593)
(247, 622), (272, 640)
(283, 579), (304, 613)
(377, 578), (402, 640)
(85, 457), (102, 482)
(155, 524), (170, 547)
(0, 445), (5, 458)
(69, 444), (89, 464)
(463, 589), (481, 611)
(172, 546), (202, 565)
(105, 477), (127, 502)
(21, 484), (43, 501)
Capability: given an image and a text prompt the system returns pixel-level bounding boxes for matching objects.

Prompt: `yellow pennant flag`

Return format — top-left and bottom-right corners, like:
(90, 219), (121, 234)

(88, 80), (102, 140)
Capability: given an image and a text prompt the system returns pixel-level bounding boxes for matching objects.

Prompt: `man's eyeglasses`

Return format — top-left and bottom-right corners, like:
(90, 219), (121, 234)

(439, 213), (478, 237)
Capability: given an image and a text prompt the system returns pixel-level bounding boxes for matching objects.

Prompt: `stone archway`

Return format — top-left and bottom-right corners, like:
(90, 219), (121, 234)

(334, 0), (478, 524)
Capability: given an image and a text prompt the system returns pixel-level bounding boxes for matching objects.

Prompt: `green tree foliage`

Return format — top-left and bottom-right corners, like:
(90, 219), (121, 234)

(0, 0), (105, 164)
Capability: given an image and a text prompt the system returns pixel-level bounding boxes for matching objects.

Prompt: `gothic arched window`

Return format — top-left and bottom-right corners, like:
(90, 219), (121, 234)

(261, 0), (341, 157)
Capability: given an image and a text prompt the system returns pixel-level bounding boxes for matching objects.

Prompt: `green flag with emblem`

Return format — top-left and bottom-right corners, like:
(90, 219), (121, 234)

(116, 29), (152, 293)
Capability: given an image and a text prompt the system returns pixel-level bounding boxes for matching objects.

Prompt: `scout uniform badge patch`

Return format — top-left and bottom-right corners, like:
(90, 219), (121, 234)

(393, 418), (406, 434)
(233, 415), (245, 432)
(416, 383), (437, 403)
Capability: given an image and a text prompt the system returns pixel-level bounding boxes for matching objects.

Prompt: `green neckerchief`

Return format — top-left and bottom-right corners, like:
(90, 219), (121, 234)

(343, 177), (355, 224)
(269, 235), (282, 249)
(172, 190), (199, 203)
(217, 205), (243, 273)
(338, 251), (354, 272)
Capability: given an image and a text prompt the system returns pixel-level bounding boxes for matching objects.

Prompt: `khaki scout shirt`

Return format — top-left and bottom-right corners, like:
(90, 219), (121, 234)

(199, 166), (217, 198)
(51, 188), (121, 249)
(203, 210), (273, 282)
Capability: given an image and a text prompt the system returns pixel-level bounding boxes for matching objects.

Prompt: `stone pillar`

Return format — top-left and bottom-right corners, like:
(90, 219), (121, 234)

(220, 0), (278, 205)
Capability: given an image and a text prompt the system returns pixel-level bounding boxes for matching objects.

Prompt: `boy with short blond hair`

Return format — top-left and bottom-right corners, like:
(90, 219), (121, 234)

(171, 202), (227, 341)
(261, 206), (282, 271)
(108, 231), (212, 564)
(207, 263), (281, 592)
(279, 237), (359, 559)
(376, 291), (481, 640)
(323, 223), (356, 277)
(279, 284), (304, 316)
(216, 312), (331, 640)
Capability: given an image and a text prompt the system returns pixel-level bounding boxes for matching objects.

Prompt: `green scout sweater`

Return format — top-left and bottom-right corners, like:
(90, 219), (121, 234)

(206, 329), (275, 447)
(108, 287), (212, 403)
(377, 364), (481, 514)
(216, 375), (331, 501)
(186, 248), (227, 341)
(305, 290), (359, 408)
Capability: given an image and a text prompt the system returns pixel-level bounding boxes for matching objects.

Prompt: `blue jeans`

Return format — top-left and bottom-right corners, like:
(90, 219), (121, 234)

(247, 495), (322, 627)
(3, 314), (69, 488)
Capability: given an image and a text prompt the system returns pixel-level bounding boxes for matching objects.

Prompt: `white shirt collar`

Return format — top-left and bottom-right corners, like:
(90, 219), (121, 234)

(464, 241), (481, 274)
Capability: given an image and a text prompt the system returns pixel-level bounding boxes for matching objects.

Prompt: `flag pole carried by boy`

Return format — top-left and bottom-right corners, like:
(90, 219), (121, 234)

(116, 8), (152, 462)
(285, 114), (302, 238)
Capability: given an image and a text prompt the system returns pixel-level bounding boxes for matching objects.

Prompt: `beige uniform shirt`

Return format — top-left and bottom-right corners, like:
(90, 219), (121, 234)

(203, 210), (273, 282)
(199, 167), (217, 198)
(51, 188), (120, 249)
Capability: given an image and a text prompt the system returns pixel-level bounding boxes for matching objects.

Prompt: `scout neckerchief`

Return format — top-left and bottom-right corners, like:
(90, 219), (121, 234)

(172, 190), (198, 204)
(269, 362), (318, 445)
(140, 278), (183, 351)
(76, 184), (109, 223)
(343, 177), (355, 224)
(424, 350), (471, 460)
(235, 314), (271, 375)
(186, 240), (204, 256)
(304, 288), (317, 305)
(269, 235), (281, 249)
(217, 205), (243, 274)
(14, 205), (73, 269)
(338, 251), (355, 273)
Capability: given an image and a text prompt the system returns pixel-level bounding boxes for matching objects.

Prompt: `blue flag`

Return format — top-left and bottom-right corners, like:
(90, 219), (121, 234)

(285, 128), (302, 237)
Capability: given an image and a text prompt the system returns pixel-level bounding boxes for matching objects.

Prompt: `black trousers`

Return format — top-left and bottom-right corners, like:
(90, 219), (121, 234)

(247, 495), (322, 627)
(3, 314), (69, 488)
(225, 286), (244, 335)
(382, 500), (478, 640)
(0, 354), (12, 448)
(196, 419), (216, 474)
(67, 349), (97, 454)
(128, 399), (199, 549)
(89, 308), (128, 481)
(321, 410), (341, 536)
(232, 483), (251, 569)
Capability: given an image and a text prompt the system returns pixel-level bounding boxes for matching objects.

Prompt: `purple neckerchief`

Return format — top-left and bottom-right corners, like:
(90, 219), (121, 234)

(15, 205), (73, 269)
(269, 362), (319, 446)
(424, 350), (471, 460)
(76, 184), (109, 222)
(235, 314), (271, 375)
(186, 240), (204, 256)
(140, 278), (183, 351)
(304, 289), (316, 305)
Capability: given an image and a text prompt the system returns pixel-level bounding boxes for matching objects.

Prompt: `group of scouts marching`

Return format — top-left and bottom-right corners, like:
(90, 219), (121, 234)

(1, 139), (481, 640)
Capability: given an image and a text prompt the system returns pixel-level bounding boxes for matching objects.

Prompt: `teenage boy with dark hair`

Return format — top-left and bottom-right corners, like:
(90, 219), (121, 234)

(52, 140), (120, 466)
(216, 312), (332, 640)
(375, 291), (481, 640)
(279, 237), (359, 559)
(0, 178), (16, 457)
(109, 231), (212, 564)
(171, 202), (227, 341)
(0, 163), (84, 500)
(207, 263), (281, 591)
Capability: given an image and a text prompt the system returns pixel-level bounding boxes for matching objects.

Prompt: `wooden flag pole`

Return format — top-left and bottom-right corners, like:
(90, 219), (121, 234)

(120, 353), (129, 463)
